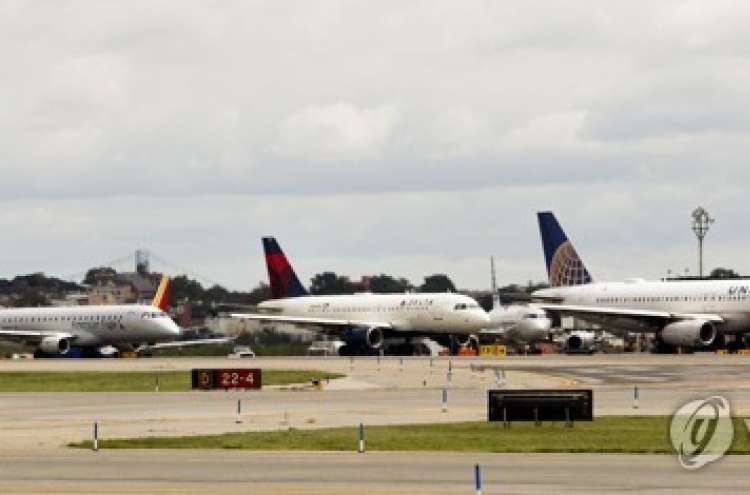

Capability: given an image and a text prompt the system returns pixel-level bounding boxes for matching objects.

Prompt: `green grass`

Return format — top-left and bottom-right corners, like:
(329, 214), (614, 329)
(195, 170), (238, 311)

(69, 417), (750, 454)
(0, 370), (342, 392)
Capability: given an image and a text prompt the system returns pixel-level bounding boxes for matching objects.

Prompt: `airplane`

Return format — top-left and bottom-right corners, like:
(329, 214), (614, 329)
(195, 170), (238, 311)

(531, 211), (750, 350)
(482, 257), (552, 351)
(485, 298), (552, 351)
(230, 237), (490, 355)
(0, 275), (182, 358)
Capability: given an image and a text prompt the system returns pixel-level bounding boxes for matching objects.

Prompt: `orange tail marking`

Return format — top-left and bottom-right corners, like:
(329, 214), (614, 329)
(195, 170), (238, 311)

(152, 276), (170, 310)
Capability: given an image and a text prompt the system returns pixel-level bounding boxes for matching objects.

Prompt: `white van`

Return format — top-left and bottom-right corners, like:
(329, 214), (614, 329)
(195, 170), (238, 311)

(228, 346), (256, 358)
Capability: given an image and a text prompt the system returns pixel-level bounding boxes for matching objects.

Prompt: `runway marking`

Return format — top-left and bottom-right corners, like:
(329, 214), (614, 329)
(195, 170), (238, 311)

(509, 370), (579, 387)
(0, 487), (452, 495)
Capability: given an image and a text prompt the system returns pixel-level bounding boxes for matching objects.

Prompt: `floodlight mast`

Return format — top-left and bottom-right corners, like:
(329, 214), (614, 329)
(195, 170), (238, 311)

(490, 256), (499, 307)
(691, 207), (714, 278)
(490, 256), (497, 294)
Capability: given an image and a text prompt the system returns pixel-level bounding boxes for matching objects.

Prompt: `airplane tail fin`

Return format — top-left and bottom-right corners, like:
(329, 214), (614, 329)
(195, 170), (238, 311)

(262, 237), (310, 299)
(491, 293), (502, 310)
(152, 275), (170, 310)
(537, 211), (592, 287)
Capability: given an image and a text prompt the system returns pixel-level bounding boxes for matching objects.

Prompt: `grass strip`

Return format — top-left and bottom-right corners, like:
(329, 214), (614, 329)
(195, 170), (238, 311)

(0, 370), (342, 392)
(69, 417), (750, 454)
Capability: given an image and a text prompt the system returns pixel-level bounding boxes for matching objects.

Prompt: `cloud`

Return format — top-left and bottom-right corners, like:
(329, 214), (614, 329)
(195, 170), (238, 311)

(1, 1), (750, 289)
(271, 102), (399, 162)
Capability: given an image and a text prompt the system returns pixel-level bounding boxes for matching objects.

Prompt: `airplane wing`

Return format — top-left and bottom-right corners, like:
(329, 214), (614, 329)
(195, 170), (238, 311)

(141, 337), (233, 351)
(228, 312), (393, 331)
(228, 312), (389, 350)
(0, 329), (76, 345)
(535, 303), (725, 325)
(527, 293), (566, 303)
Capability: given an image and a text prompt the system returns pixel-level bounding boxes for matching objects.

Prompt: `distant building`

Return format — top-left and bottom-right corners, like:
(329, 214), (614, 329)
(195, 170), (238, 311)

(50, 293), (89, 307)
(88, 272), (160, 305)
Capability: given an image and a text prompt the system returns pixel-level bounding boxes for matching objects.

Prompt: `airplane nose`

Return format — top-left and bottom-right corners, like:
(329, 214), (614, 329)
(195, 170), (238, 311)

(167, 320), (182, 336)
(476, 311), (491, 328)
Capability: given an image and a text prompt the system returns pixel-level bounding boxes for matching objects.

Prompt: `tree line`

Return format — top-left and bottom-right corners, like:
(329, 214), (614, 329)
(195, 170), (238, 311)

(4, 266), (743, 309)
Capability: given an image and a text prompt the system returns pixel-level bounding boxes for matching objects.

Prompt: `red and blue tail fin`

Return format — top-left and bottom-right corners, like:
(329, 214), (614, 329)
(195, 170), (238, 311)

(151, 275), (170, 310)
(537, 211), (592, 287)
(262, 237), (310, 299)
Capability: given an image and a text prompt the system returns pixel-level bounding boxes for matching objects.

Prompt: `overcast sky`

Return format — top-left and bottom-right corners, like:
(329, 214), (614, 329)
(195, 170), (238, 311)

(2, 1), (750, 291)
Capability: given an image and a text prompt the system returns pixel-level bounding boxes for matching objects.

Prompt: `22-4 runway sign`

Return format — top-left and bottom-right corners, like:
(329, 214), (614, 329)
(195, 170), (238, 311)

(191, 368), (262, 390)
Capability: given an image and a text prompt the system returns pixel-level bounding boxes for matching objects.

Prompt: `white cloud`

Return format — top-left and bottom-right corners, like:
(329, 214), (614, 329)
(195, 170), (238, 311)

(0, 1), (750, 289)
(271, 103), (399, 162)
(498, 111), (591, 154)
(412, 106), (494, 157)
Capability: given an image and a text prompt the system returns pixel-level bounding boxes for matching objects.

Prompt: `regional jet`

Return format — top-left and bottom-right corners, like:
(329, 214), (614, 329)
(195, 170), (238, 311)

(480, 255), (553, 350)
(0, 276), (181, 357)
(485, 297), (552, 350)
(230, 238), (490, 355)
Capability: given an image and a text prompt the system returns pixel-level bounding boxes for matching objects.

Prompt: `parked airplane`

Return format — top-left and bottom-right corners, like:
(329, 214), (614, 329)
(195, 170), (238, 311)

(0, 276), (181, 357)
(532, 211), (750, 349)
(483, 256), (552, 350)
(485, 297), (552, 350)
(230, 237), (490, 355)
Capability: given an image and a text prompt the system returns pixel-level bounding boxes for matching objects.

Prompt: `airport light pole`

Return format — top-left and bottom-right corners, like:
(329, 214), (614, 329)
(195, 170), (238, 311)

(691, 207), (714, 278)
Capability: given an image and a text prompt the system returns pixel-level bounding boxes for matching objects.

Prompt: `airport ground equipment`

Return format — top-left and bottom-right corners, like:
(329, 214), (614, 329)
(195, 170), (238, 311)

(488, 389), (593, 427)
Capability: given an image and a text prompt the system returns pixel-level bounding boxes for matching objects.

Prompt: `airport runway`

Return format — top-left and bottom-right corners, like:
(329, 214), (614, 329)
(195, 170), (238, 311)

(0, 353), (748, 493)
(0, 450), (746, 494)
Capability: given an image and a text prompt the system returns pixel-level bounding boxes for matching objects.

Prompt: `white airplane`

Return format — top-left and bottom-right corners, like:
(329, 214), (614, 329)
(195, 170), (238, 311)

(483, 257), (552, 349)
(532, 211), (750, 349)
(230, 237), (490, 355)
(485, 297), (552, 348)
(0, 276), (181, 357)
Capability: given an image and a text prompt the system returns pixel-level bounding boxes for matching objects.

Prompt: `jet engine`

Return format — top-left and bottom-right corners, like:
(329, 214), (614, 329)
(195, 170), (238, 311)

(565, 331), (596, 352)
(660, 320), (716, 347)
(345, 326), (385, 349)
(516, 316), (552, 343)
(39, 336), (71, 355)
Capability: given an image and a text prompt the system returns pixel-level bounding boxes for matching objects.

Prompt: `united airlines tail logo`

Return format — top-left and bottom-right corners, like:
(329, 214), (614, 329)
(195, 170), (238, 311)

(548, 241), (592, 287)
(670, 396), (734, 470)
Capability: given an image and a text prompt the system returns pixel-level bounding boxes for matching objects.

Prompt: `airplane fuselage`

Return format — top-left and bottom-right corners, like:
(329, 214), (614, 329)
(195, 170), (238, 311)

(0, 304), (182, 347)
(485, 304), (552, 343)
(535, 278), (750, 334)
(258, 292), (490, 335)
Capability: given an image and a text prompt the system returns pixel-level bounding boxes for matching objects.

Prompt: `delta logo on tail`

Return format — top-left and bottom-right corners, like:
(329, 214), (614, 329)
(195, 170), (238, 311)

(262, 237), (310, 299)
(151, 275), (171, 310)
(537, 211), (592, 287)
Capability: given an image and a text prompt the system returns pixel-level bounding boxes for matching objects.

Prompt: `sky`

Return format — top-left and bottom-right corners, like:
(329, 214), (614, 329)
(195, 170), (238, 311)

(2, 1), (750, 292)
